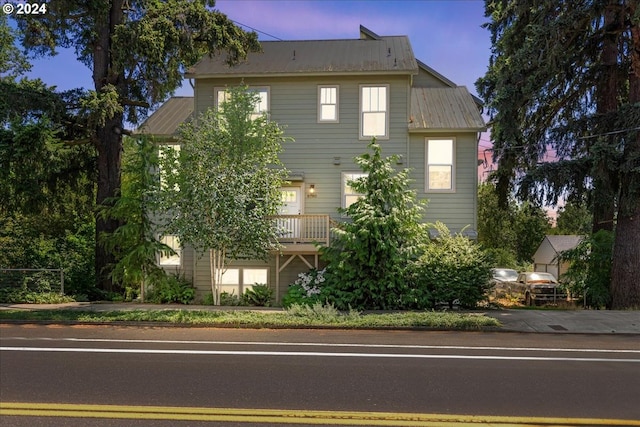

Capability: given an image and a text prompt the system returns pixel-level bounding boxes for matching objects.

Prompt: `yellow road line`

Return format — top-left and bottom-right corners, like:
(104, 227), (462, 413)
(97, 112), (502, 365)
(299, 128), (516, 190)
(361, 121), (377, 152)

(1, 402), (639, 426)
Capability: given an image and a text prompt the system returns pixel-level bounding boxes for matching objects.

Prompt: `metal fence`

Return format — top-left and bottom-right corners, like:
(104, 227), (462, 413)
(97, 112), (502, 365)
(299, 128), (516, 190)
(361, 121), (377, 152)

(0, 268), (65, 295)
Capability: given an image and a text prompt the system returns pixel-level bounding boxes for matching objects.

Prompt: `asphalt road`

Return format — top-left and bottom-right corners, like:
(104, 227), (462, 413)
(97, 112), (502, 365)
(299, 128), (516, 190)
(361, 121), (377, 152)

(1, 324), (639, 426)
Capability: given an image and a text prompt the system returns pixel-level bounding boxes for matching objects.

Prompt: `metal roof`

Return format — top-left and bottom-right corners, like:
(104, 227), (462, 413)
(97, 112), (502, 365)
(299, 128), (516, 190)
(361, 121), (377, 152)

(545, 235), (583, 254)
(186, 36), (418, 78)
(137, 96), (194, 138)
(410, 87), (486, 132)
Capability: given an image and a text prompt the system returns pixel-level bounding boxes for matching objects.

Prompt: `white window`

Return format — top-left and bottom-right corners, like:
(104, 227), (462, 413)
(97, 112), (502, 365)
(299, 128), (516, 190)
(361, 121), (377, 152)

(215, 87), (269, 120)
(158, 144), (180, 190)
(360, 85), (389, 139)
(159, 235), (181, 266)
(216, 268), (268, 296)
(318, 85), (339, 122)
(426, 138), (455, 191)
(342, 172), (368, 208)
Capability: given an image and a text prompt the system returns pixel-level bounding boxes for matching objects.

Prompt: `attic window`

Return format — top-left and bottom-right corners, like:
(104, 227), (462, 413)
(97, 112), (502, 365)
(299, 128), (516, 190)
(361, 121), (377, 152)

(318, 85), (339, 122)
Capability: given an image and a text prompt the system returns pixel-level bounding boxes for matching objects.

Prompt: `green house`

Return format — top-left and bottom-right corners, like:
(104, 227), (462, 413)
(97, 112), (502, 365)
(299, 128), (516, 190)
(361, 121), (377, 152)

(139, 26), (486, 303)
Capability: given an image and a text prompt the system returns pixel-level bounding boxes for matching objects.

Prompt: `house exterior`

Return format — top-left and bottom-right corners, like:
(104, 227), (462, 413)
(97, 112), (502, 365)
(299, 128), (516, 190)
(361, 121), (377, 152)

(140, 26), (486, 303)
(533, 235), (583, 280)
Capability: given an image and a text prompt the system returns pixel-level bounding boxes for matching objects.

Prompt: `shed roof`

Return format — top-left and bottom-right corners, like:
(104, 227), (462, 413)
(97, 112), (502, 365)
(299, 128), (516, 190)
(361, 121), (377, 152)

(410, 87), (486, 131)
(186, 36), (418, 78)
(545, 235), (583, 254)
(137, 96), (194, 138)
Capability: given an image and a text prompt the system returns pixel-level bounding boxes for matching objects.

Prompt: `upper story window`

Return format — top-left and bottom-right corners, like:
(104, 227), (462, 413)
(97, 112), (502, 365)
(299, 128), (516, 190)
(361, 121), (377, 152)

(342, 172), (368, 208)
(426, 138), (455, 192)
(159, 235), (181, 266)
(360, 85), (389, 139)
(318, 85), (339, 122)
(215, 87), (269, 120)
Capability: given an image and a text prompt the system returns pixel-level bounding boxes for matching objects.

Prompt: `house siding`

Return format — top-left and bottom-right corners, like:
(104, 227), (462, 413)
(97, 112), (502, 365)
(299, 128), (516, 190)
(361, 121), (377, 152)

(148, 29), (485, 304)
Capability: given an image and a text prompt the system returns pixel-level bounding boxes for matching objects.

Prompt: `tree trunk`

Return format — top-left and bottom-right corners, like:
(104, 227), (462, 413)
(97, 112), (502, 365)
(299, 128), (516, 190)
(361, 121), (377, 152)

(592, 0), (621, 234)
(93, 0), (125, 293)
(610, 3), (640, 309)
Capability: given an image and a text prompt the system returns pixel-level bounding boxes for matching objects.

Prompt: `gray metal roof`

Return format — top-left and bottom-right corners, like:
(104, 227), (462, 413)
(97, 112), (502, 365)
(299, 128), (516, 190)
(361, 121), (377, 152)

(137, 96), (194, 138)
(186, 36), (418, 78)
(410, 87), (486, 131)
(545, 235), (583, 254)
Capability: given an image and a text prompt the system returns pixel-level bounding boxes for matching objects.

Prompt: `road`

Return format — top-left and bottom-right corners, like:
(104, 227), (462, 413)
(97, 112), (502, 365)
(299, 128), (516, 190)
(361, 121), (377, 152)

(1, 324), (639, 426)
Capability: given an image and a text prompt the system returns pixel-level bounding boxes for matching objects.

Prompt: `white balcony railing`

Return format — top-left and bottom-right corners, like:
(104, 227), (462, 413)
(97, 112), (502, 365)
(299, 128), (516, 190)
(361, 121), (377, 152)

(270, 214), (330, 246)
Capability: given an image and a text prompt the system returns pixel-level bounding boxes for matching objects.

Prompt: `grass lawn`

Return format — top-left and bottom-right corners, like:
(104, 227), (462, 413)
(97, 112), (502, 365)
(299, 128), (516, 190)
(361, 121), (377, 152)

(0, 304), (500, 330)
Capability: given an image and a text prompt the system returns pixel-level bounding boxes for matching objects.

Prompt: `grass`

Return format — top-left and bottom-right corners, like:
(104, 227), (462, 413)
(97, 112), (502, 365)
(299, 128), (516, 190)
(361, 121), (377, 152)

(0, 304), (500, 330)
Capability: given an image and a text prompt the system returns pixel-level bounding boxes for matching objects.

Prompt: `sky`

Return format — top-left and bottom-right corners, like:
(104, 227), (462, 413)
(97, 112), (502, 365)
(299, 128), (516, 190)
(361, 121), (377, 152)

(22, 0), (494, 172)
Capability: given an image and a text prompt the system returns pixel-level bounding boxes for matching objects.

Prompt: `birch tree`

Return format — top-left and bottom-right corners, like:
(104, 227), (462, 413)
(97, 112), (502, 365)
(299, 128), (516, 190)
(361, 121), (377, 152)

(160, 87), (289, 304)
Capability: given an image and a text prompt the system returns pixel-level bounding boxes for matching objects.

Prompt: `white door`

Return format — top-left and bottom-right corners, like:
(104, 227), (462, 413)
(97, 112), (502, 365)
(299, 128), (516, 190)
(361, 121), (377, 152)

(279, 187), (301, 239)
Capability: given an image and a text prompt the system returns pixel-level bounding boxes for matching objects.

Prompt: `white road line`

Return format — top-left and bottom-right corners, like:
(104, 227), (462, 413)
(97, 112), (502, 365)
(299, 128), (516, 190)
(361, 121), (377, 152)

(1, 346), (639, 362)
(2, 336), (639, 354)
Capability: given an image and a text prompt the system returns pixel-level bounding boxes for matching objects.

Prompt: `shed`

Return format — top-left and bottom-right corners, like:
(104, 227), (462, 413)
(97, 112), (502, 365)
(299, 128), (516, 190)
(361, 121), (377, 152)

(533, 235), (583, 280)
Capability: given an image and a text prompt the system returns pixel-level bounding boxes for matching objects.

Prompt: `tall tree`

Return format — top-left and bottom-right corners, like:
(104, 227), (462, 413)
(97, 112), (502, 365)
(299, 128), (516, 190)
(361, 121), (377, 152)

(14, 0), (260, 292)
(160, 86), (289, 304)
(477, 0), (640, 308)
(320, 140), (427, 310)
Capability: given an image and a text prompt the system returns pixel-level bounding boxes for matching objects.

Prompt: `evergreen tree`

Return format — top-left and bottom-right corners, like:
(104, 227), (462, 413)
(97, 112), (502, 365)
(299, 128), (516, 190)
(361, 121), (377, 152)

(321, 141), (427, 310)
(477, 0), (640, 308)
(13, 0), (260, 292)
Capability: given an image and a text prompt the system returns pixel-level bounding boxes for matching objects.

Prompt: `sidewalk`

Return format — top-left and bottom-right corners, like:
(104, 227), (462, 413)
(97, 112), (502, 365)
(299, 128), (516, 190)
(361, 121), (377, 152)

(1, 302), (639, 334)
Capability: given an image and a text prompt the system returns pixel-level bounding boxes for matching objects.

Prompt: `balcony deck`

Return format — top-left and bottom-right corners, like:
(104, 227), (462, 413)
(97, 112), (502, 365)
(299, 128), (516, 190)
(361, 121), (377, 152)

(270, 214), (330, 252)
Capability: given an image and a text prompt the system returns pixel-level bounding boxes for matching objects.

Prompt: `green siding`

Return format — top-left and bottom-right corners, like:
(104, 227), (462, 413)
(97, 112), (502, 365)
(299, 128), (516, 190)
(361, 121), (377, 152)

(182, 73), (479, 302)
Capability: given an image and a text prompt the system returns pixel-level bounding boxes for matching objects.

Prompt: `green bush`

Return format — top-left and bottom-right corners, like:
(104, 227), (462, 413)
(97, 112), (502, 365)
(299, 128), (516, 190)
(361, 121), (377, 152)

(146, 274), (195, 304)
(218, 291), (245, 306)
(282, 269), (326, 308)
(243, 284), (273, 307)
(0, 283), (76, 304)
(559, 230), (612, 308)
(411, 222), (492, 309)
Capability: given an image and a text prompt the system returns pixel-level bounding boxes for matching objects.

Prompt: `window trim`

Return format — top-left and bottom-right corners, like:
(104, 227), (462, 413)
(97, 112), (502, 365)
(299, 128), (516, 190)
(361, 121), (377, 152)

(317, 85), (339, 123)
(425, 137), (456, 193)
(158, 234), (182, 266)
(214, 86), (270, 119)
(359, 84), (390, 140)
(215, 267), (269, 296)
(341, 171), (368, 209)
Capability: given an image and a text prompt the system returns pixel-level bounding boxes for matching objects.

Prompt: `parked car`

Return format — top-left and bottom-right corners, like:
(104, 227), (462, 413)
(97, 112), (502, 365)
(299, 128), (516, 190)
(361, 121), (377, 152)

(488, 268), (519, 299)
(513, 272), (567, 306)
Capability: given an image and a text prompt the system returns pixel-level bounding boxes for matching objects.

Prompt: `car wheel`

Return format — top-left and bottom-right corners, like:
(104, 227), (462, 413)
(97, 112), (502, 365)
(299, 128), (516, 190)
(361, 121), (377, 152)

(525, 292), (534, 306)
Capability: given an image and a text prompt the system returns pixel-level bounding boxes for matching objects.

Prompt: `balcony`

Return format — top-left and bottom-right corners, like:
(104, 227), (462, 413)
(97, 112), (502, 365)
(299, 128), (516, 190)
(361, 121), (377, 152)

(270, 214), (330, 253)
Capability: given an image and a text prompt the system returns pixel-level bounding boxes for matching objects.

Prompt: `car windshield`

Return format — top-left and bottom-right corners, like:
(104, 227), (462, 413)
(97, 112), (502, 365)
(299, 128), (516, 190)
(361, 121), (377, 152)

(492, 268), (518, 281)
(525, 272), (557, 283)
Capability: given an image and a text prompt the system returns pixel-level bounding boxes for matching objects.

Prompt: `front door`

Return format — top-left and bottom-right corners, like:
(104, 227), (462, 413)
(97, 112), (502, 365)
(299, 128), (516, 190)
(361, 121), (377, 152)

(279, 187), (301, 239)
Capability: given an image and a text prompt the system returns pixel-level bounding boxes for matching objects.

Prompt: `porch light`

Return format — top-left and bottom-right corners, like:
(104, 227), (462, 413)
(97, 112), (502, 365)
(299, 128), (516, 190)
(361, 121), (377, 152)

(307, 184), (317, 198)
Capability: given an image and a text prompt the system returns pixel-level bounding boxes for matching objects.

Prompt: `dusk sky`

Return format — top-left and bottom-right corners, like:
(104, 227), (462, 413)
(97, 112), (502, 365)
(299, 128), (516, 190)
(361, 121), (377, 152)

(23, 0), (494, 166)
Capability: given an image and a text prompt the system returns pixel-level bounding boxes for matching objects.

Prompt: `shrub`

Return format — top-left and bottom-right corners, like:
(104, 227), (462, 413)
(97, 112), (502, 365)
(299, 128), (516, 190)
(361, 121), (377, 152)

(146, 274), (195, 304)
(282, 268), (326, 308)
(218, 291), (245, 306)
(559, 230), (612, 308)
(243, 284), (274, 307)
(411, 222), (492, 309)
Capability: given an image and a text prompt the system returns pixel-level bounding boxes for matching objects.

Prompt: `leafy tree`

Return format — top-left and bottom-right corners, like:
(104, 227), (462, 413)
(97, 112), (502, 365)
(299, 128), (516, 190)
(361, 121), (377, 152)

(477, 182), (549, 264)
(477, 0), (640, 308)
(555, 200), (592, 235)
(559, 230), (613, 308)
(99, 136), (172, 301)
(13, 0), (260, 292)
(160, 86), (289, 304)
(320, 140), (427, 310)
